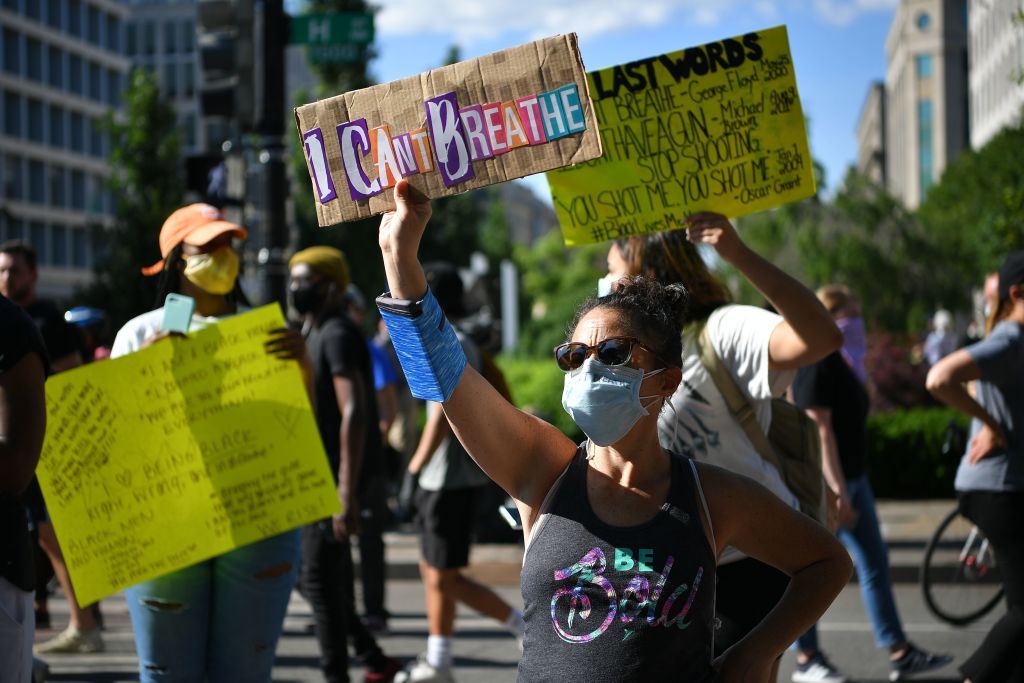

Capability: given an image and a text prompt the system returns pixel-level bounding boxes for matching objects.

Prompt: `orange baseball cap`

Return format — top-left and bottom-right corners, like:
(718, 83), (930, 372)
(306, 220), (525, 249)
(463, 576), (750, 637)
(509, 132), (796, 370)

(141, 203), (248, 276)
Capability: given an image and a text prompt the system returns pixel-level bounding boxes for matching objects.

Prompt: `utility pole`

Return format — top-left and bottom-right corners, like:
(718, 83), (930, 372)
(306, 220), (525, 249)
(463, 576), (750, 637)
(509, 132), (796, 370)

(256, 0), (289, 309)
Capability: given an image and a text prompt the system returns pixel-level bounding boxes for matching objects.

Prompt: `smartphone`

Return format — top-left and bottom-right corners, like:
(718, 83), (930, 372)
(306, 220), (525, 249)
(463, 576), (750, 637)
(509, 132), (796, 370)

(160, 293), (196, 334)
(499, 502), (523, 531)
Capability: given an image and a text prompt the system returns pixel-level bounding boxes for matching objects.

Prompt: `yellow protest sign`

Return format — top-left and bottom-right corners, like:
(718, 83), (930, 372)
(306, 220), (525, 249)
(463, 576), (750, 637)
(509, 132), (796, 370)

(36, 305), (340, 606)
(548, 25), (816, 246)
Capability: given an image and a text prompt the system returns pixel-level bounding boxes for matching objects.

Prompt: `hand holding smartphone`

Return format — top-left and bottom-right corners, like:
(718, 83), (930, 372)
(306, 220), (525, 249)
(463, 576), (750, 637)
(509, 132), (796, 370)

(160, 293), (196, 335)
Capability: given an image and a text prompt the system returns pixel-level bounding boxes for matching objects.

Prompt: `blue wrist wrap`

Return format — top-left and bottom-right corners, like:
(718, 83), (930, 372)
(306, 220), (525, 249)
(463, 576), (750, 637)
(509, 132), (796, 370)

(378, 289), (466, 402)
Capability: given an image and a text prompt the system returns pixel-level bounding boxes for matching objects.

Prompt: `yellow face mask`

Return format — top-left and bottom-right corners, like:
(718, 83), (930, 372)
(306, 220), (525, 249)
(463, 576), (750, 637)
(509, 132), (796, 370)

(182, 246), (239, 295)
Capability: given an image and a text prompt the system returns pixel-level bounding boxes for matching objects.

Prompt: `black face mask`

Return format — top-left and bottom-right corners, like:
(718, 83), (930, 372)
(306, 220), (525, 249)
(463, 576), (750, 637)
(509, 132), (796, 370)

(291, 281), (329, 315)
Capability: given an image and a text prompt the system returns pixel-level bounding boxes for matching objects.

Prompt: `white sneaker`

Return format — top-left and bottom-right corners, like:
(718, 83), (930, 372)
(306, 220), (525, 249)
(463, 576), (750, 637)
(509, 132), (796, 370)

(33, 626), (105, 654)
(393, 654), (456, 683)
(792, 652), (847, 683)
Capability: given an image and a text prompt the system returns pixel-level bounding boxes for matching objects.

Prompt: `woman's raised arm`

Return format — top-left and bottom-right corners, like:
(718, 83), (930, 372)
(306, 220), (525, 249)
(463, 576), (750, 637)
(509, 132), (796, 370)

(377, 181), (576, 518)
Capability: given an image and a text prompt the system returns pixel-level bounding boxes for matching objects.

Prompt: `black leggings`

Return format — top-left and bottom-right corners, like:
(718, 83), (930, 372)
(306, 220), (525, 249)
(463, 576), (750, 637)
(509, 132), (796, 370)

(958, 490), (1024, 683)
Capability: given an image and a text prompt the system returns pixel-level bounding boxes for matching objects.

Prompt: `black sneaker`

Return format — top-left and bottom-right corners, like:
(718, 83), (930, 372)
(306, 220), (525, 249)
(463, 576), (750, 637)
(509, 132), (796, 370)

(889, 643), (953, 681)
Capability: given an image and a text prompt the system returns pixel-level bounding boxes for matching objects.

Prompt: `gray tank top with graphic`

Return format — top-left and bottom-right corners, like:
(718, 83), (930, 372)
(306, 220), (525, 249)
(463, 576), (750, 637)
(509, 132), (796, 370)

(518, 448), (717, 681)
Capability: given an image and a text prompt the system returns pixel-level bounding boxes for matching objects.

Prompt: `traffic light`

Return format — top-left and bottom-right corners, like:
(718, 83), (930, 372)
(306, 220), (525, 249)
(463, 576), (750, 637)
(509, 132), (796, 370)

(197, 0), (254, 129)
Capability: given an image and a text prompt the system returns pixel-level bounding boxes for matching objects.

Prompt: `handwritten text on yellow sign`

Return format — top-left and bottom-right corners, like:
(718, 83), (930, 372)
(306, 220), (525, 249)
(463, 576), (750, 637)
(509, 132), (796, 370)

(36, 305), (340, 606)
(548, 25), (815, 246)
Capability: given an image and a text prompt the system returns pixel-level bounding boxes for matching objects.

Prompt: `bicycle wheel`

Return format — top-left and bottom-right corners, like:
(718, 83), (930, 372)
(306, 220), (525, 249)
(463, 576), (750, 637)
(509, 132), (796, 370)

(921, 507), (1004, 626)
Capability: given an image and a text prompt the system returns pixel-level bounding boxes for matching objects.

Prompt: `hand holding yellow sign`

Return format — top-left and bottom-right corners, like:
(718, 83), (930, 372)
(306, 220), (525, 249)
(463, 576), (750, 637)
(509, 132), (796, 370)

(548, 25), (815, 246)
(36, 305), (340, 606)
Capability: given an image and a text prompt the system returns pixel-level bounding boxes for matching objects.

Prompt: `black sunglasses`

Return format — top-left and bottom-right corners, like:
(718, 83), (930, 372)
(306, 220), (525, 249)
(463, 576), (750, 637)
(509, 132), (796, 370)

(553, 336), (665, 372)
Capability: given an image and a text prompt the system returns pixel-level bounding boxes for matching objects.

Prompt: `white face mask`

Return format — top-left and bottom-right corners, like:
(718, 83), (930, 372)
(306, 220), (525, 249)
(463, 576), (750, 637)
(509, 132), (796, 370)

(561, 358), (664, 446)
(597, 275), (616, 298)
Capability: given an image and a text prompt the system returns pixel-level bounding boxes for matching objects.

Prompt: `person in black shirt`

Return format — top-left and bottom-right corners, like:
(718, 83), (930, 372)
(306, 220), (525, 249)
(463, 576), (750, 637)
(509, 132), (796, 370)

(0, 293), (48, 681)
(791, 285), (951, 683)
(288, 246), (398, 683)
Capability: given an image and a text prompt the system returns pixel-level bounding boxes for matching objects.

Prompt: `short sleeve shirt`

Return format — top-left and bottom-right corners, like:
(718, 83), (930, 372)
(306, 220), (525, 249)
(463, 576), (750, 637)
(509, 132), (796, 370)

(306, 310), (382, 485)
(658, 304), (799, 514)
(0, 295), (48, 591)
(792, 351), (869, 481)
(956, 320), (1024, 492)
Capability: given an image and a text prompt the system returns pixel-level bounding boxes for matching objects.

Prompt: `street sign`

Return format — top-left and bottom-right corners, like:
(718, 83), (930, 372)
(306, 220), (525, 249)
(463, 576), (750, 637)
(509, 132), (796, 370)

(290, 12), (374, 46)
(307, 44), (361, 65)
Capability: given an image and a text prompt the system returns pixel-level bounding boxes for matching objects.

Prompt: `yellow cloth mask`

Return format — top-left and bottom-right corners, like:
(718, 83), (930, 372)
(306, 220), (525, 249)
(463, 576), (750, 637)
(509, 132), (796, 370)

(182, 246), (239, 295)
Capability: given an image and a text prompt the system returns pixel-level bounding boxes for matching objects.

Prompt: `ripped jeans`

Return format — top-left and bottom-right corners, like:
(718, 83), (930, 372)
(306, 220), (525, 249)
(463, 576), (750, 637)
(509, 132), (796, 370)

(124, 530), (300, 682)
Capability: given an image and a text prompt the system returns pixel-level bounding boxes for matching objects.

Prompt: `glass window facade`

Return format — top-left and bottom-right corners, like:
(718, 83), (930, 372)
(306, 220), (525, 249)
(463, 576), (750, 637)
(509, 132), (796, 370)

(70, 169), (85, 209)
(916, 54), (933, 79)
(4, 28), (20, 75)
(51, 224), (68, 266)
(68, 0), (82, 38)
(105, 13), (119, 52)
(26, 38), (42, 81)
(49, 104), (64, 147)
(48, 45), (63, 88)
(70, 111), (84, 152)
(28, 160), (45, 203)
(107, 69), (120, 107)
(918, 99), (934, 196)
(72, 227), (88, 268)
(29, 221), (46, 263)
(3, 91), (21, 136)
(46, 0), (62, 29)
(89, 61), (102, 101)
(164, 20), (177, 54)
(4, 155), (22, 200)
(48, 165), (64, 207)
(27, 98), (43, 142)
(69, 54), (83, 95)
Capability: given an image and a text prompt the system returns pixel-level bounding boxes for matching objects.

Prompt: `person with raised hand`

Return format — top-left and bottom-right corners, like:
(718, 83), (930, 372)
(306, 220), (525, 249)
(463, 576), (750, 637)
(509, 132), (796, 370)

(373, 180), (852, 682)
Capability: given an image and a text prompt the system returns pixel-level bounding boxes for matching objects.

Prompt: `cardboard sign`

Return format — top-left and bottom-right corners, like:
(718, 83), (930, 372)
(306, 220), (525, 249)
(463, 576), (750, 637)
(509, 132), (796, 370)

(547, 26), (816, 246)
(35, 305), (341, 606)
(295, 34), (602, 226)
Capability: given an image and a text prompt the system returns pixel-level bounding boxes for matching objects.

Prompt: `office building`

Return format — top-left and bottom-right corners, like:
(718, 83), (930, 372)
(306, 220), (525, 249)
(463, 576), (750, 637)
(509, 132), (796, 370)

(968, 0), (1024, 148)
(0, 0), (130, 300)
(884, 0), (969, 208)
(856, 81), (887, 185)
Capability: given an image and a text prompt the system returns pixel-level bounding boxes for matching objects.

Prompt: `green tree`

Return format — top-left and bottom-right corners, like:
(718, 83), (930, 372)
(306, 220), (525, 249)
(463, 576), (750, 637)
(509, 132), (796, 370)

(917, 124), (1024, 281)
(513, 230), (605, 357)
(78, 69), (184, 329)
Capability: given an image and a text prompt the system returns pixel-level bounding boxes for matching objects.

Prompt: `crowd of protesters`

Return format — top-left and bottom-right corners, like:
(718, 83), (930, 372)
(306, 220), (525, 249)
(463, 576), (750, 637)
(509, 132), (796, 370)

(1, 181), (1019, 683)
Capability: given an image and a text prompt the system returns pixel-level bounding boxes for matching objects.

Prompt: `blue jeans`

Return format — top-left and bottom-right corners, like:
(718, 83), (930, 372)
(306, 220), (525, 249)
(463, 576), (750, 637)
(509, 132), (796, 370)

(125, 530), (300, 682)
(797, 475), (905, 652)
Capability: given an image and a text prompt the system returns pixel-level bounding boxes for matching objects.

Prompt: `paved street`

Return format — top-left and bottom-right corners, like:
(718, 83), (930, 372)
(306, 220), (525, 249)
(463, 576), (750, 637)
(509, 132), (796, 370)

(36, 501), (993, 682)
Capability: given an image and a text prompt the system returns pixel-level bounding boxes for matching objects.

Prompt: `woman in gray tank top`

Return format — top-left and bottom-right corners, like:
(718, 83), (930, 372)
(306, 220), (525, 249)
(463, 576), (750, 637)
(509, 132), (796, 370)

(375, 180), (852, 682)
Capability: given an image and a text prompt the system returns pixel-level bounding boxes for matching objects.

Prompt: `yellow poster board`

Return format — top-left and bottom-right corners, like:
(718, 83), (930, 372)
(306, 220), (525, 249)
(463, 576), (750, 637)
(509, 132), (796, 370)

(36, 305), (341, 606)
(548, 25), (816, 246)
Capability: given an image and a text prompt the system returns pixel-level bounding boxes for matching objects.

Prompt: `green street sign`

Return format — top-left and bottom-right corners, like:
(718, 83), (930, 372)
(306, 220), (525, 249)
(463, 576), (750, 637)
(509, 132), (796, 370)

(290, 12), (374, 46)
(307, 43), (361, 65)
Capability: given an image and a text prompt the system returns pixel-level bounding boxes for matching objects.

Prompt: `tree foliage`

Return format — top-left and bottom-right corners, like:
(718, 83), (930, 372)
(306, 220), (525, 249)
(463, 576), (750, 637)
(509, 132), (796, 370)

(78, 69), (184, 329)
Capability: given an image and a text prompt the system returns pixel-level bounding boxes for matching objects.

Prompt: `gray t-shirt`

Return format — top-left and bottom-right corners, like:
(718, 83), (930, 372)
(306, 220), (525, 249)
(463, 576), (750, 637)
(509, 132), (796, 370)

(417, 329), (490, 491)
(955, 320), (1024, 492)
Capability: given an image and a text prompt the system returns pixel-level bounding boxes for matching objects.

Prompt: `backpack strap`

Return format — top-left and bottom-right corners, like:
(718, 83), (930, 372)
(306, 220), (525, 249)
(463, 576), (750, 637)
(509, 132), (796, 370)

(695, 323), (786, 477)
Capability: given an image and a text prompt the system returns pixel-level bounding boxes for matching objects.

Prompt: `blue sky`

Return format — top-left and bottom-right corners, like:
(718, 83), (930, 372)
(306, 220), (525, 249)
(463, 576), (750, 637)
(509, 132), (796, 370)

(293, 0), (900, 202)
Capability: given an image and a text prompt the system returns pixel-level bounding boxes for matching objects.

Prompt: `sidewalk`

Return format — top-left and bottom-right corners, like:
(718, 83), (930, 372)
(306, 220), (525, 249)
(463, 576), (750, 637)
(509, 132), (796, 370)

(34, 499), (956, 681)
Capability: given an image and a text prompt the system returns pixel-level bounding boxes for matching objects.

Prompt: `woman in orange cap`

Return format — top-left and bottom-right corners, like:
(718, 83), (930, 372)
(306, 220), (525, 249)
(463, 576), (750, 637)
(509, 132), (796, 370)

(110, 204), (309, 682)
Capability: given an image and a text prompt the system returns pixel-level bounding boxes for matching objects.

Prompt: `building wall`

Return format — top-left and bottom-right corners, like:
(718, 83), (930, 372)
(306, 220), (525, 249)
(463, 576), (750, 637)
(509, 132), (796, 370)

(884, 0), (969, 209)
(969, 0), (1024, 148)
(856, 81), (887, 185)
(0, 0), (129, 301)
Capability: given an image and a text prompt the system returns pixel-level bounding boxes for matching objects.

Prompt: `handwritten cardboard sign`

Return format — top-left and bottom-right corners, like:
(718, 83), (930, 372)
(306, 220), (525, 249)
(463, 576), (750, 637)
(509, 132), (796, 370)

(35, 305), (340, 606)
(295, 34), (602, 226)
(547, 25), (816, 246)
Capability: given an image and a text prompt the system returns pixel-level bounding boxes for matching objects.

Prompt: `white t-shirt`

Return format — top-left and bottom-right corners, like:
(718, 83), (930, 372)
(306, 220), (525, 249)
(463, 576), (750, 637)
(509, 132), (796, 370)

(110, 307), (231, 358)
(658, 304), (799, 553)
